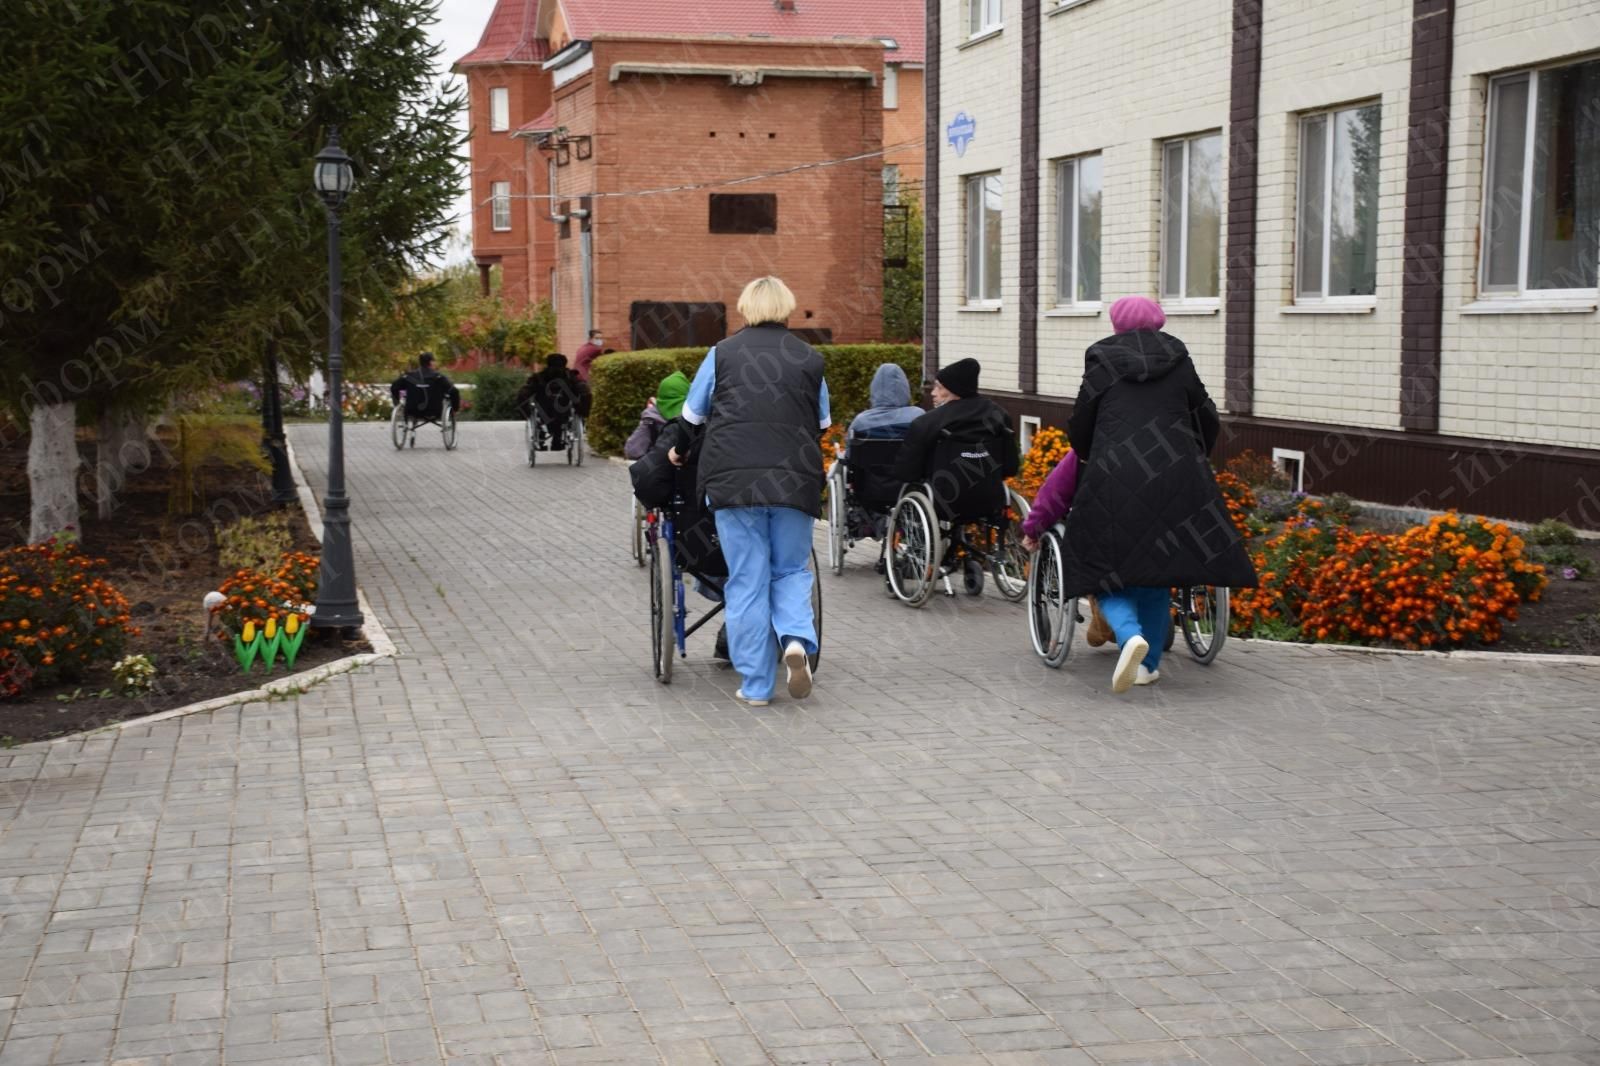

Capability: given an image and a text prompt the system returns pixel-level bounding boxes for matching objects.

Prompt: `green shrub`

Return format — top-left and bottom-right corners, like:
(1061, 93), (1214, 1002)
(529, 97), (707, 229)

(588, 343), (922, 456)
(1530, 543), (1595, 580)
(464, 364), (527, 421)
(1526, 518), (1580, 546)
(217, 514), (293, 574)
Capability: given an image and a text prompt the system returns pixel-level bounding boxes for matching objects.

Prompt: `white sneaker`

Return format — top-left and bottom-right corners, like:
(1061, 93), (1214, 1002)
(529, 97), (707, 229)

(1111, 636), (1148, 694)
(783, 641), (813, 699)
(1134, 665), (1160, 686)
(735, 688), (770, 707)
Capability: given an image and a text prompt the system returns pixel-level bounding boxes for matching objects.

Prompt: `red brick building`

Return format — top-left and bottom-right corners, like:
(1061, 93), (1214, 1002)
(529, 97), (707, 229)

(455, 0), (923, 353)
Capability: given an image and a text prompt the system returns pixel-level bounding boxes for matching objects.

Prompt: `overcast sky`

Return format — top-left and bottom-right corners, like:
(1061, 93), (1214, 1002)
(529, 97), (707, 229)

(430, 0), (495, 264)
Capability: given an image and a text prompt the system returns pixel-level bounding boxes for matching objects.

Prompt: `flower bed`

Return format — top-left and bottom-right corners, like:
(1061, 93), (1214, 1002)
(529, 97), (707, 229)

(213, 550), (320, 639)
(1, 536), (139, 699)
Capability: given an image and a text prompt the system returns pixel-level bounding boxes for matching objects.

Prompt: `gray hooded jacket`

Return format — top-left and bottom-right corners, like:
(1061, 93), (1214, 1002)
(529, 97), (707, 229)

(847, 364), (923, 442)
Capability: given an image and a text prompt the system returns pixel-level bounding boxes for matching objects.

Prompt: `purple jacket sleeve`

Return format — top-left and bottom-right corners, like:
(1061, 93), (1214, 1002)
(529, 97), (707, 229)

(1021, 450), (1080, 539)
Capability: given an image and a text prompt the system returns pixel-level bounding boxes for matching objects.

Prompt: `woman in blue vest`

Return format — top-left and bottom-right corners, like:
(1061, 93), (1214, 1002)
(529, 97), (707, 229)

(669, 277), (830, 706)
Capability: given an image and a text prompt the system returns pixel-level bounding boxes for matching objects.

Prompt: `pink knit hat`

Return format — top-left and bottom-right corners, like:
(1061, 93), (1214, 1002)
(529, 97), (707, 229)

(1108, 295), (1166, 334)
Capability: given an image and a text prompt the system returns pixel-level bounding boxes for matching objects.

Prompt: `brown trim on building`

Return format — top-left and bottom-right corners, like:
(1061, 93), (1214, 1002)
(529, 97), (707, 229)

(987, 390), (1600, 530)
(1224, 0), (1263, 415)
(1399, 0), (1455, 432)
(922, 0), (940, 387)
(1017, 0), (1042, 395)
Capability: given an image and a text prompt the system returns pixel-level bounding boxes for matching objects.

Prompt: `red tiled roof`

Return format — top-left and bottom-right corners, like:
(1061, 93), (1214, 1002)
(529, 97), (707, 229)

(516, 106), (558, 134)
(456, 0), (551, 67)
(558, 0), (924, 64)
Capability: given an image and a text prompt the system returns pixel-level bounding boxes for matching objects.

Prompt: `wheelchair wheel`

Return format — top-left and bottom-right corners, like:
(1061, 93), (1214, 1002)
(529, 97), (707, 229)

(989, 489), (1031, 602)
(568, 418), (585, 466)
(1180, 585), (1229, 665)
(808, 548), (823, 672)
(390, 403), (406, 450)
(648, 535), (673, 683)
(442, 404), (457, 451)
(826, 462), (846, 576)
(631, 499), (646, 567)
(886, 491), (940, 606)
(1028, 528), (1075, 668)
(526, 412), (539, 467)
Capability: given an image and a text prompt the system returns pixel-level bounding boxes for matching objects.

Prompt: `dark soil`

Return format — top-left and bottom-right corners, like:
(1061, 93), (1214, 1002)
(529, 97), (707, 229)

(1, 426), (371, 745)
(1498, 540), (1600, 655)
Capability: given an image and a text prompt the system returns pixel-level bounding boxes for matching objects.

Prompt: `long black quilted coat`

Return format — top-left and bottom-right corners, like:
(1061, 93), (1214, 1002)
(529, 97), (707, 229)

(1059, 330), (1258, 598)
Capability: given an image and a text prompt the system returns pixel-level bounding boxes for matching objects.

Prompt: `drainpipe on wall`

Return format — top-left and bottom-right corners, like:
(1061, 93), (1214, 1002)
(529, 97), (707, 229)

(572, 198), (594, 336)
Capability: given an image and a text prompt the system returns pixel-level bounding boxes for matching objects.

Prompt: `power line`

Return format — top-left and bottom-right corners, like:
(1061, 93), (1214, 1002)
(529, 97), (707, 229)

(474, 139), (926, 206)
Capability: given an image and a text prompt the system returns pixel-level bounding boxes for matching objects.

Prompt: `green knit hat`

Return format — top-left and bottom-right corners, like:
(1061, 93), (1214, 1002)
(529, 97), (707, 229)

(656, 371), (690, 421)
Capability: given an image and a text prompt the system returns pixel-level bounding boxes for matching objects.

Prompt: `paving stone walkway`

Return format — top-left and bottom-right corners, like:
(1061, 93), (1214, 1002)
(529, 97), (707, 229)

(2, 420), (1599, 1066)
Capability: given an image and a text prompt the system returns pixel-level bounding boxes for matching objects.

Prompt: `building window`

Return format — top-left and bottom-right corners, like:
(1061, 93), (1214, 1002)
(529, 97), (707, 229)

(968, 0), (1002, 37)
(965, 172), (1002, 304)
(1296, 103), (1381, 301)
(491, 181), (511, 231)
(1160, 132), (1222, 302)
(883, 65), (899, 110)
(489, 87), (510, 132)
(1482, 58), (1600, 296)
(883, 165), (900, 205)
(709, 193), (777, 234)
(1055, 154), (1102, 305)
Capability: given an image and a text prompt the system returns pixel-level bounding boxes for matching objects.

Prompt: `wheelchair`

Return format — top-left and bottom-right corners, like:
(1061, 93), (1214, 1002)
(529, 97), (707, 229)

(525, 405), (585, 467)
(630, 497), (648, 568)
(1026, 520), (1230, 668)
(644, 484), (823, 684)
(882, 435), (1030, 608)
(824, 438), (905, 576)
(390, 385), (457, 450)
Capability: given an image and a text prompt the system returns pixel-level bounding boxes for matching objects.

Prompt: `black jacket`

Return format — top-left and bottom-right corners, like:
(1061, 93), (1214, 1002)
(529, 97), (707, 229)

(1059, 330), (1258, 598)
(517, 367), (587, 421)
(695, 324), (827, 518)
(390, 368), (460, 413)
(629, 422), (724, 575)
(893, 395), (1020, 484)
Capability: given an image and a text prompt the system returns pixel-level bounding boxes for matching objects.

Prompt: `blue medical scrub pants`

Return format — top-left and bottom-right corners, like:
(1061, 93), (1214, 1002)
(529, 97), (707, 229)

(713, 506), (818, 700)
(1097, 587), (1169, 671)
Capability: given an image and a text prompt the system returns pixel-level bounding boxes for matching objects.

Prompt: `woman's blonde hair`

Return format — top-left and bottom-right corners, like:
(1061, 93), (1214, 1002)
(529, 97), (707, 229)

(736, 275), (797, 326)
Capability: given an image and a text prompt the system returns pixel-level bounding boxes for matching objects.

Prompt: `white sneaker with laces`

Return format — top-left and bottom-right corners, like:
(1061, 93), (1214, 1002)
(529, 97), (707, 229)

(735, 688), (770, 707)
(1134, 665), (1160, 686)
(1111, 636), (1148, 694)
(783, 641), (813, 699)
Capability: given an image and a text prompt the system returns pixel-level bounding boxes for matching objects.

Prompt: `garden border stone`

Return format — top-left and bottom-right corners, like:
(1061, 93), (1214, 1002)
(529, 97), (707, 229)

(41, 437), (397, 746)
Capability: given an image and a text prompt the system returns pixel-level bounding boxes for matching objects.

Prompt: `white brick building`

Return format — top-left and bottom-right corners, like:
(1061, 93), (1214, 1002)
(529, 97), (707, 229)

(925, 0), (1600, 526)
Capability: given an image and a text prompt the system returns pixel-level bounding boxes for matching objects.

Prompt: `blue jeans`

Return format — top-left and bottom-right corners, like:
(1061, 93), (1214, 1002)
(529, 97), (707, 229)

(714, 506), (818, 700)
(1097, 587), (1169, 671)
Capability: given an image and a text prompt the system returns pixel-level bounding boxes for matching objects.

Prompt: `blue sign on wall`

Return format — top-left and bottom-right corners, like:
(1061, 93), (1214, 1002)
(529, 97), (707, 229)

(946, 111), (976, 157)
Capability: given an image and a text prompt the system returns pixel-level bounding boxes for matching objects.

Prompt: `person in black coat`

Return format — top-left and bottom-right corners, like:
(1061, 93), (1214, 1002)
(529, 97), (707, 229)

(515, 353), (588, 448)
(390, 352), (460, 415)
(1060, 296), (1257, 694)
(893, 358), (1020, 520)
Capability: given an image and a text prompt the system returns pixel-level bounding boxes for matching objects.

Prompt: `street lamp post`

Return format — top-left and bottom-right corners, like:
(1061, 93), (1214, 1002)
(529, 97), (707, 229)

(310, 129), (363, 633)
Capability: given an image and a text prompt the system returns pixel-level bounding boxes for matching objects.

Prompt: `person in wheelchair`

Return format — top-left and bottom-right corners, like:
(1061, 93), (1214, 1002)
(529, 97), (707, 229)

(389, 352), (460, 417)
(893, 357), (1020, 518)
(838, 363), (922, 551)
(519, 353), (588, 449)
(629, 405), (731, 661)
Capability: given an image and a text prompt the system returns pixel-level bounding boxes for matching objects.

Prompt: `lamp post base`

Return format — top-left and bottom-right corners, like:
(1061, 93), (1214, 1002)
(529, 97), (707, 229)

(311, 492), (364, 630)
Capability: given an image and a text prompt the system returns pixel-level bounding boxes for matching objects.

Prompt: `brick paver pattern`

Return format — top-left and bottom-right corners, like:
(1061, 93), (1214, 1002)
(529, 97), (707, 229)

(2, 421), (1598, 1066)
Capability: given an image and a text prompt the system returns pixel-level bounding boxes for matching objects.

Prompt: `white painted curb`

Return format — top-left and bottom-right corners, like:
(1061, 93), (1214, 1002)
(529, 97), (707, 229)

(42, 434), (397, 746)
(1231, 636), (1600, 668)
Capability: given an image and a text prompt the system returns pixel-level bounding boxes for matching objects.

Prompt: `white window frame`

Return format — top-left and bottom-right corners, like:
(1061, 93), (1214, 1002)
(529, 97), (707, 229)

(1294, 103), (1381, 308)
(1019, 415), (1041, 457)
(1055, 153), (1102, 308)
(965, 172), (1003, 307)
(491, 181), (511, 231)
(1159, 133), (1222, 309)
(1272, 448), (1306, 493)
(883, 65), (899, 110)
(968, 0), (1002, 38)
(489, 87), (510, 132)
(1477, 64), (1600, 304)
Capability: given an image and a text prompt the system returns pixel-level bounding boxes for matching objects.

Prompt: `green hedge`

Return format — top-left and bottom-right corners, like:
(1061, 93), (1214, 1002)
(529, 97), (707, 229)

(460, 364), (525, 421)
(588, 343), (922, 455)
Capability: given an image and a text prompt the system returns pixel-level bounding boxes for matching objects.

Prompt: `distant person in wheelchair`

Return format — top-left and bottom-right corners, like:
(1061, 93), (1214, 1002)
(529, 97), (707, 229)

(390, 352), (460, 417)
(516, 353), (589, 450)
(1057, 295), (1257, 693)
(893, 357), (1020, 518)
